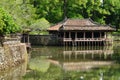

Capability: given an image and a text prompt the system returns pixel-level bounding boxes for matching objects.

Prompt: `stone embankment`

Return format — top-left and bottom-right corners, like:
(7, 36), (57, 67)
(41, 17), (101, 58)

(0, 41), (27, 70)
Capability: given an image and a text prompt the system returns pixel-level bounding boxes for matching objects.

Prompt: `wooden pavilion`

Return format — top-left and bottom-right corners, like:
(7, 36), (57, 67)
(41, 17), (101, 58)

(22, 29), (31, 48)
(48, 18), (115, 46)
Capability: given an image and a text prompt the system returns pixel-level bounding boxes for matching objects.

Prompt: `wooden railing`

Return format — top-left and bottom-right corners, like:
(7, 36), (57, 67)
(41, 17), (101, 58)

(75, 38), (105, 41)
(62, 38), (111, 42)
(63, 38), (72, 41)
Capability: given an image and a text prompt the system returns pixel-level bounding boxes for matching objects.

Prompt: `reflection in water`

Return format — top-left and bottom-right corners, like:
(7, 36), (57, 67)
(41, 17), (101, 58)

(1, 44), (120, 80)
(63, 46), (113, 60)
(22, 45), (120, 80)
(48, 46), (114, 71)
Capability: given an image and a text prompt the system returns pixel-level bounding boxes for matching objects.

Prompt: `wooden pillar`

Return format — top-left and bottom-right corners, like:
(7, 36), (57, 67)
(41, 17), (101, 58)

(64, 42), (65, 46)
(75, 32), (77, 39)
(69, 32), (71, 38)
(92, 32), (94, 39)
(87, 41), (88, 46)
(95, 41), (96, 46)
(27, 34), (29, 43)
(100, 32), (101, 38)
(104, 32), (107, 38)
(105, 32), (107, 46)
(75, 32), (77, 46)
(64, 32), (66, 38)
(23, 35), (25, 43)
(84, 32), (85, 39)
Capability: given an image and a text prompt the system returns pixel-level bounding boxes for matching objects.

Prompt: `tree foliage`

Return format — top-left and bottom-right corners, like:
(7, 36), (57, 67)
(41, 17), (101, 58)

(30, 18), (50, 35)
(104, 0), (120, 29)
(30, 0), (119, 29)
(30, 0), (63, 23)
(0, 0), (36, 29)
(0, 7), (20, 35)
(0, 0), (120, 32)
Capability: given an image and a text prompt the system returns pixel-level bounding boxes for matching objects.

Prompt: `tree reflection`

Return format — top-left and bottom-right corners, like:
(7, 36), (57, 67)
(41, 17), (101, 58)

(23, 45), (120, 80)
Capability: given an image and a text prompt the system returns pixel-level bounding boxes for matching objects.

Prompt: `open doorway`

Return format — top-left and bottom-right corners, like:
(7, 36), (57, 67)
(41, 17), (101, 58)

(71, 32), (75, 40)
(86, 32), (92, 38)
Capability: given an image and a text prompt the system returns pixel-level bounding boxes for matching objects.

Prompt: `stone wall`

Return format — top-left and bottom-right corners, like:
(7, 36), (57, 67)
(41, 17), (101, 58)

(28, 35), (60, 46)
(0, 41), (27, 70)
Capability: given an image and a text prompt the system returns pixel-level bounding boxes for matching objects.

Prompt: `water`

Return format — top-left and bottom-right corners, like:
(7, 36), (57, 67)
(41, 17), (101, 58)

(1, 43), (120, 80)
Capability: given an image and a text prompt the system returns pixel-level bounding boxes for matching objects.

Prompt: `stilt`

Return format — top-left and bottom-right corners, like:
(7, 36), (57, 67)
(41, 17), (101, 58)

(98, 42), (99, 46)
(78, 42), (79, 46)
(103, 41), (105, 46)
(100, 42), (101, 46)
(75, 41), (77, 46)
(95, 41), (96, 46)
(92, 41), (93, 46)
(72, 41), (74, 46)
(105, 41), (106, 46)
(68, 42), (70, 46)
(84, 41), (85, 46)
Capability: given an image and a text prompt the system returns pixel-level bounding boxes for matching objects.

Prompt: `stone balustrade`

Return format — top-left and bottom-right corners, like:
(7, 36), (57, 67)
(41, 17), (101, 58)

(0, 41), (27, 70)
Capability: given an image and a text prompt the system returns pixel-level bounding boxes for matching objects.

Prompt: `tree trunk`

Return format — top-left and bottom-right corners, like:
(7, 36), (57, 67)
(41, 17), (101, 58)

(0, 35), (4, 47)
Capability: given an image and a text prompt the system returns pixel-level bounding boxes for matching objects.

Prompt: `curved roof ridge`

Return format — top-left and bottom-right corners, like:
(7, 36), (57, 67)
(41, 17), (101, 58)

(48, 18), (115, 31)
(63, 18), (95, 26)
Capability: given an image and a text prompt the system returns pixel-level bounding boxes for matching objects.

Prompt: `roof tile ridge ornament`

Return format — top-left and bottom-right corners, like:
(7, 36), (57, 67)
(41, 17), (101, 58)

(89, 18), (108, 27)
(58, 18), (68, 31)
(63, 17), (68, 26)
(50, 20), (65, 27)
(88, 18), (115, 30)
(107, 24), (116, 30)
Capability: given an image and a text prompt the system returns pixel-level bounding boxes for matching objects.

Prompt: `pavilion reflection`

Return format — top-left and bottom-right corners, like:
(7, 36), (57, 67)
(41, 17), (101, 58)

(62, 46), (113, 60)
(49, 46), (114, 71)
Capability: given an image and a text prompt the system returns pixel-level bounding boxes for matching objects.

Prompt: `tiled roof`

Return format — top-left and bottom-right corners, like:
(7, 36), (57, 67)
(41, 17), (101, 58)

(63, 19), (95, 26)
(48, 19), (115, 31)
(63, 26), (114, 31)
(48, 23), (62, 31)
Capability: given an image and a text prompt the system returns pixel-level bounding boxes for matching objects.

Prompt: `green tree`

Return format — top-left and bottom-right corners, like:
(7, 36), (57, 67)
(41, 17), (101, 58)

(30, 0), (63, 23)
(0, 0), (36, 29)
(29, 0), (119, 29)
(30, 18), (50, 35)
(0, 7), (20, 35)
(103, 0), (120, 30)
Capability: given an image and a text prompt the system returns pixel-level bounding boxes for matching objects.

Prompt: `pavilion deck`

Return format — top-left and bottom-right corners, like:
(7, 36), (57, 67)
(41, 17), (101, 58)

(59, 38), (113, 46)
(63, 38), (111, 42)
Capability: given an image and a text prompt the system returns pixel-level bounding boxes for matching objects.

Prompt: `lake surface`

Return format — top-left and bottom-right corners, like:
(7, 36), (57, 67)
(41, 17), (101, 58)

(1, 43), (120, 80)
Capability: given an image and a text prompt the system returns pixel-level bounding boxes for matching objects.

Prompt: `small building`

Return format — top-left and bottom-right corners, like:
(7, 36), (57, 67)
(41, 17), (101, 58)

(21, 29), (31, 48)
(48, 18), (115, 46)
